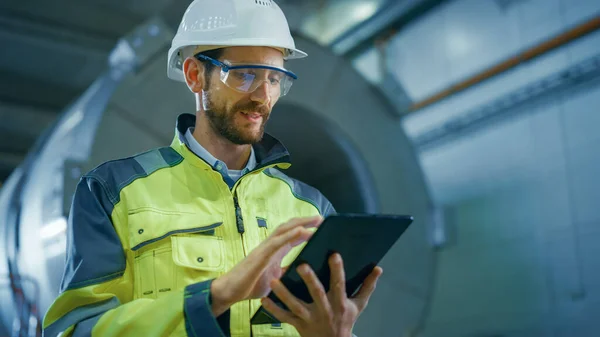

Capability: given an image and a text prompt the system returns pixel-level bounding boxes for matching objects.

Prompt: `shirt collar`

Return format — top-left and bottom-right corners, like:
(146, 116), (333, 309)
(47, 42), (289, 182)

(182, 126), (256, 173)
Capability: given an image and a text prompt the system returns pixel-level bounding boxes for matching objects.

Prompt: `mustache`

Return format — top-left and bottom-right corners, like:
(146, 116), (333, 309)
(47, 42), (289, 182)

(233, 102), (270, 116)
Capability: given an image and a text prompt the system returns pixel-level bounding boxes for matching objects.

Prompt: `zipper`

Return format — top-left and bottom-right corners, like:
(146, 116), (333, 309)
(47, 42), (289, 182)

(233, 190), (248, 260)
(233, 193), (245, 234)
(230, 162), (285, 235)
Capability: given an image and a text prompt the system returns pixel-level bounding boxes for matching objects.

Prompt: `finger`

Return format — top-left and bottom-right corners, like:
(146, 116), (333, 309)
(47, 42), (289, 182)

(250, 226), (305, 265)
(287, 228), (316, 248)
(271, 216), (323, 249)
(273, 216), (323, 236)
(328, 253), (347, 308)
(265, 226), (312, 254)
(243, 218), (322, 283)
(297, 264), (331, 313)
(240, 227), (304, 279)
(270, 279), (310, 320)
(352, 266), (383, 310)
(261, 297), (300, 326)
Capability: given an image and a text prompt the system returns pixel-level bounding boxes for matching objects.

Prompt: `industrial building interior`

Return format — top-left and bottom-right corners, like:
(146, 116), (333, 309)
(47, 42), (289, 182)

(1, 0), (600, 336)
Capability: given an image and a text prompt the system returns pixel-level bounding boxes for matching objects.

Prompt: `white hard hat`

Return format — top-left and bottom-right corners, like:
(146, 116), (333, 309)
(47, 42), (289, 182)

(167, 0), (307, 82)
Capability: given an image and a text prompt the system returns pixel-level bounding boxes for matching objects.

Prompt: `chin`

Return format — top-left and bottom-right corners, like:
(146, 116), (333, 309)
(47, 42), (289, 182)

(228, 133), (263, 145)
(242, 129), (265, 144)
(246, 134), (264, 145)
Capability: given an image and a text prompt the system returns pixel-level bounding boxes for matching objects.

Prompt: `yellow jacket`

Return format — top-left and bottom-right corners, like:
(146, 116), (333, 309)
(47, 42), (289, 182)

(43, 113), (335, 337)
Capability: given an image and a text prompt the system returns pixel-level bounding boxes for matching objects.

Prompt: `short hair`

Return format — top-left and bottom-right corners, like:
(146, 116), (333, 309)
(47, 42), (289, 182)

(195, 48), (225, 76)
(182, 46), (225, 83)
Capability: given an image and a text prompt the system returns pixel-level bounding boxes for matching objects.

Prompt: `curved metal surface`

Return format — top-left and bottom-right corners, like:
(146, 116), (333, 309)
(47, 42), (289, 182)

(0, 27), (435, 337)
(267, 102), (379, 214)
(0, 30), (138, 336)
(282, 35), (436, 336)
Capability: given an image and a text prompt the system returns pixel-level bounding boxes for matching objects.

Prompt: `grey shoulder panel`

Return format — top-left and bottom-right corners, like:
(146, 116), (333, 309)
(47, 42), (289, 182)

(60, 147), (183, 292)
(263, 168), (336, 216)
(60, 177), (126, 292)
(84, 146), (184, 208)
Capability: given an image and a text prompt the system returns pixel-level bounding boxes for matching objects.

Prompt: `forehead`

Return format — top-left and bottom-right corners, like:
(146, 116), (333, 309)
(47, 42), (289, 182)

(221, 46), (284, 67)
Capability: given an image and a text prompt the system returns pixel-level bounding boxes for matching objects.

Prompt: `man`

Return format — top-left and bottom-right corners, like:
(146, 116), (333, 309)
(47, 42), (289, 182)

(42, 0), (382, 336)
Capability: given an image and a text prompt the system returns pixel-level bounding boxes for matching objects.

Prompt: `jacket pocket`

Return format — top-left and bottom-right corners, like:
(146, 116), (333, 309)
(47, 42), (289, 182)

(171, 235), (226, 289)
(133, 233), (226, 300)
(129, 210), (224, 299)
(128, 210), (222, 252)
(134, 244), (177, 299)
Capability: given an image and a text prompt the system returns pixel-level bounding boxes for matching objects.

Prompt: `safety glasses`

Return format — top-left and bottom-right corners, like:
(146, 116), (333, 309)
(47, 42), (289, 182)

(195, 54), (297, 97)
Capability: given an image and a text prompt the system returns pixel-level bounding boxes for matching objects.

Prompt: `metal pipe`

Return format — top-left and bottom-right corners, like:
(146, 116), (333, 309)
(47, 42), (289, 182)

(329, 0), (448, 58)
(413, 54), (600, 150)
(408, 15), (600, 112)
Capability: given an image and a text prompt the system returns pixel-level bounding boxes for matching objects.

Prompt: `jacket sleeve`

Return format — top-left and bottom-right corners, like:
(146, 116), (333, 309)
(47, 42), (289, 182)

(42, 176), (226, 337)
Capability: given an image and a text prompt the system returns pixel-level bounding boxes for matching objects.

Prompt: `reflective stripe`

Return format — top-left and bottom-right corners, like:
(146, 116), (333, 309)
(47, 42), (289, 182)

(134, 148), (169, 176)
(72, 313), (103, 337)
(263, 168), (335, 216)
(44, 297), (120, 337)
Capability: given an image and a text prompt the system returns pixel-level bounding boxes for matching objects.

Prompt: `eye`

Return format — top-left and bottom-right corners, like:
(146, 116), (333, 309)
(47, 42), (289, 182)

(232, 72), (246, 80)
(231, 70), (254, 80)
(269, 73), (283, 85)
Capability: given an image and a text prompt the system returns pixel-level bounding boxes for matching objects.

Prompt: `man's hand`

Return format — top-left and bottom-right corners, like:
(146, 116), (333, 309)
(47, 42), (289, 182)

(261, 253), (383, 337)
(210, 216), (323, 316)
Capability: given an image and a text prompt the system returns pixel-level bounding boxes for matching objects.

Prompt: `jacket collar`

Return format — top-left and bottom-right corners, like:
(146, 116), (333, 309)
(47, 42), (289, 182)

(171, 113), (291, 171)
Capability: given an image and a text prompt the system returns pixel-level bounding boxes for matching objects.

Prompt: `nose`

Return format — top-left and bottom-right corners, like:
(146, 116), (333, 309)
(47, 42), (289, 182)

(250, 81), (271, 106)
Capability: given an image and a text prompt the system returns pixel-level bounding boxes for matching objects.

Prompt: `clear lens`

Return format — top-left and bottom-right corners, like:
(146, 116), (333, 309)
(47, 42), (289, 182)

(220, 66), (294, 97)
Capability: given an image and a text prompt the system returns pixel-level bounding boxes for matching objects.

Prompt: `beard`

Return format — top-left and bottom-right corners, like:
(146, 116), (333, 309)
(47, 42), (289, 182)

(203, 91), (270, 145)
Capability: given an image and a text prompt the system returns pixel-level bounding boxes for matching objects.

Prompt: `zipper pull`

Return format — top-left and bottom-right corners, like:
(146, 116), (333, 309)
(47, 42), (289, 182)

(233, 196), (245, 234)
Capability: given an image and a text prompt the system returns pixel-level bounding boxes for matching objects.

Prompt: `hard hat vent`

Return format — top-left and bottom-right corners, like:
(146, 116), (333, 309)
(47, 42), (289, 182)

(254, 0), (273, 7)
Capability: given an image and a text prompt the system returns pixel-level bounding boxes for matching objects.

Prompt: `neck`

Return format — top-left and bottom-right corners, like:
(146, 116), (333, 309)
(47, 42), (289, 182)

(193, 114), (252, 170)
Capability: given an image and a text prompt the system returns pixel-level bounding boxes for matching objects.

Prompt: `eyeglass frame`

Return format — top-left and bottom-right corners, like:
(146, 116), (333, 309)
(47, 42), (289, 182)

(194, 53), (298, 95)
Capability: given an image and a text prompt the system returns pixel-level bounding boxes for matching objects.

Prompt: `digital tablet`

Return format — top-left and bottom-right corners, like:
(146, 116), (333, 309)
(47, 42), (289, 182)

(251, 213), (413, 325)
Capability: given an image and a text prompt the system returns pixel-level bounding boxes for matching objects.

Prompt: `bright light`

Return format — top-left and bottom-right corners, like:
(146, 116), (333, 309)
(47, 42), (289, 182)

(446, 30), (471, 58)
(352, 2), (378, 22)
(41, 217), (67, 240)
(45, 239), (67, 259)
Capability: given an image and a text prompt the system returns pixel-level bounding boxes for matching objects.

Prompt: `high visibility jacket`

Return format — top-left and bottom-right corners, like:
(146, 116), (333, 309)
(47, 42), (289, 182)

(43, 113), (335, 337)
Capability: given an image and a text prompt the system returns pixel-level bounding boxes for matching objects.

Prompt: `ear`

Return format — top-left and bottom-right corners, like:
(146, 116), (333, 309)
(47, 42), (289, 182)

(183, 57), (205, 93)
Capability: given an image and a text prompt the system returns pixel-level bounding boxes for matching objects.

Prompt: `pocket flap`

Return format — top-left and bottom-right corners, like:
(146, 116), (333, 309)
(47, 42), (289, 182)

(171, 235), (225, 272)
(128, 209), (222, 251)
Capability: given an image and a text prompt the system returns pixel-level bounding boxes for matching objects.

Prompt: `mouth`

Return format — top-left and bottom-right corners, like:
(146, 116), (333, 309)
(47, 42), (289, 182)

(239, 111), (263, 123)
